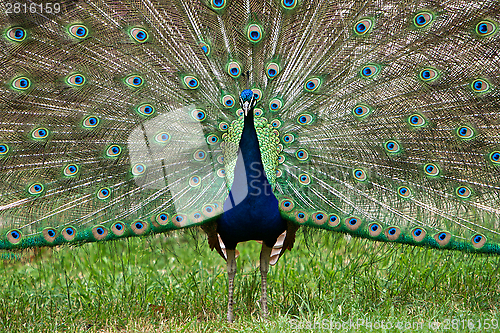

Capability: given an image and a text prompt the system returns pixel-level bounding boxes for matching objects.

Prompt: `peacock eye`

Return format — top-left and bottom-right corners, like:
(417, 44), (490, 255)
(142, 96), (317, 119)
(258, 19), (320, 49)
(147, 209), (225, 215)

(476, 20), (497, 37)
(424, 163), (440, 176)
(207, 134), (219, 145)
(191, 109), (206, 121)
(0, 144), (9, 155)
(280, 199), (294, 211)
(97, 187), (111, 200)
(199, 41), (211, 56)
(282, 134), (294, 144)
(353, 105), (371, 118)
(360, 64), (379, 78)
(155, 132), (170, 143)
(247, 24), (263, 43)
(11, 77), (31, 90)
(397, 186), (411, 198)
(266, 63), (280, 79)
(413, 12), (433, 28)
(193, 149), (207, 161)
(353, 168), (367, 181)
(419, 68), (439, 82)
(269, 98), (283, 111)
(7, 27), (26, 42)
(183, 75), (199, 89)
(112, 222), (125, 236)
(456, 186), (472, 199)
(125, 75), (144, 87)
(64, 164), (79, 176)
(354, 18), (373, 35)
(132, 163), (146, 176)
(106, 145), (122, 157)
(408, 114), (426, 127)
(83, 116), (99, 128)
(137, 104), (155, 117)
(68, 24), (88, 39)
(297, 113), (313, 125)
(271, 119), (282, 128)
(295, 149), (309, 161)
(28, 183), (44, 195)
(471, 79), (490, 93)
(471, 234), (486, 249)
(130, 27), (148, 42)
(489, 151), (500, 164)
(281, 0), (296, 9)
(298, 173), (311, 185)
(222, 95), (235, 108)
(456, 126), (474, 139)
(211, 0), (226, 9)
(304, 78), (321, 92)
(227, 61), (241, 78)
(384, 140), (401, 153)
(219, 122), (229, 131)
(32, 128), (49, 139)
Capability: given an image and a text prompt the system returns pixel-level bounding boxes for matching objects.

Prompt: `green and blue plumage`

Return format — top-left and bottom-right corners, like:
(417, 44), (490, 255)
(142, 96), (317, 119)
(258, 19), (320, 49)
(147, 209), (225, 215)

(1, 0), (500, 320)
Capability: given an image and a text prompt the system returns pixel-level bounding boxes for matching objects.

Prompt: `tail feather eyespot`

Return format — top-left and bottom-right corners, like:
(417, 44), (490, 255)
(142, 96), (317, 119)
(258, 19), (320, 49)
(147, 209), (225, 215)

(227, 62), (241, 78)
(266, 63), (280, 79)
(385, 226), (401, 241)
(411, 228), (426, 242)
(63, 164), (79, 176)
(354, 18), (373, 35)
(471, 234), (487, 249)
(112, 222), (126, 236)
(280, 198), (294, 212)
(68, 24), (88, 39)
(43, 228), (57, 243)
(92, 226), (108, 240)
(66, 74), (86, 86)
(345, 217), (362, 231)
(83, 116), (99, 128)
(360, 64), (379, 78)
(125, 75), (144, 87)
(7, 230), (22, 244)
(476, 20), (497, 37)
(247, 24), (263, 43)
(131, 221), (148, 235)
(328, 214), (340, 227)
(130, 27), (148, 42)
(137, 104), (155, 117)
(368, 223), (382, 237)
(434, 231), (451, 246)
(11, 77), (31, 90)
(7, 27), (26, 42)
(413, 12), (434, 28)
(304, 78), (321, 92)
(183, 75), (199, 89)
(62, 227), (76, 241)
(199, 41), (211, 56)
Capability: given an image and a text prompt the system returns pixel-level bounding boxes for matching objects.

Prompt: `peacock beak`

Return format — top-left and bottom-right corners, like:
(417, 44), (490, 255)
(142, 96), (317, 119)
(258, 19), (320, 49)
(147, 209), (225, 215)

(240, 98), (251, 116)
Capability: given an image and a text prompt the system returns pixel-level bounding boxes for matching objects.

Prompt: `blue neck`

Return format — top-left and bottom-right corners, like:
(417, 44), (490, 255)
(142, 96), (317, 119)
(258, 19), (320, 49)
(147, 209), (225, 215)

(217, 109), (285, 249)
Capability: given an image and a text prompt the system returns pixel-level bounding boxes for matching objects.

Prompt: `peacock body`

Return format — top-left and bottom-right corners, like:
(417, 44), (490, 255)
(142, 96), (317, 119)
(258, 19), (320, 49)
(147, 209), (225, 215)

(1, 0), (500, 321)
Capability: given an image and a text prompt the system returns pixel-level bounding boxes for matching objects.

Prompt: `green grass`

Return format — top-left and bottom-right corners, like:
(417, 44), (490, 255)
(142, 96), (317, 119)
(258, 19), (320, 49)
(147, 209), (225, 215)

(1, 229), (500, 332)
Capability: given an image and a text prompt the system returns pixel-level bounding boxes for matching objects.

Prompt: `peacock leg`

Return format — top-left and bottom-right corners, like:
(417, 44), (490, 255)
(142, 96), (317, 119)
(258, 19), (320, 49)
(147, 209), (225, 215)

(226, 249), (237, 323)
(259, 244), (273, 319)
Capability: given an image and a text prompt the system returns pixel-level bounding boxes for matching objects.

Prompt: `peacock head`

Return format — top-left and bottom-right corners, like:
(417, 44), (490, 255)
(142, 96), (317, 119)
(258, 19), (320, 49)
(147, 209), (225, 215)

(240, 89), (257, 116)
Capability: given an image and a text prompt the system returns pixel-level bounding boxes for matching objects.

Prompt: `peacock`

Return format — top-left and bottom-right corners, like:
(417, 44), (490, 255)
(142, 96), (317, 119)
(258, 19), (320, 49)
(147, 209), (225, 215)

(1, 0), (500, 323)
